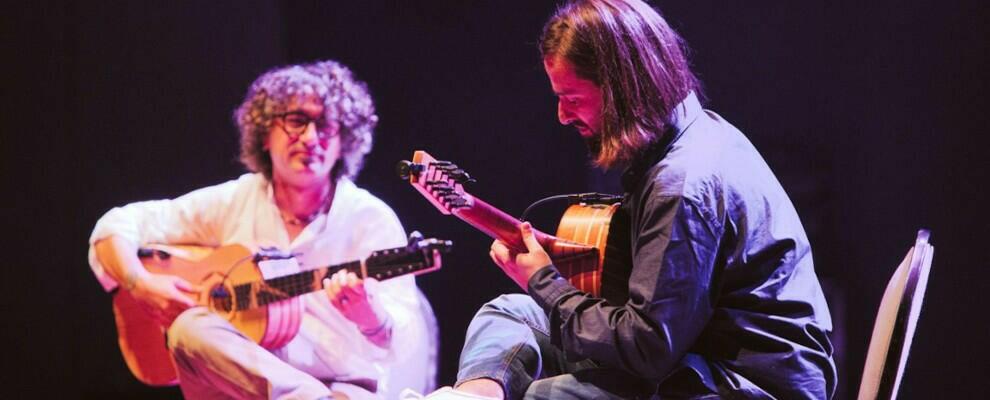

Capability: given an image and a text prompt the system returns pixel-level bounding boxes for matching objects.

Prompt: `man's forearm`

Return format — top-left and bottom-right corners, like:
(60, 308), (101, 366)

(94, 235), (150, 290)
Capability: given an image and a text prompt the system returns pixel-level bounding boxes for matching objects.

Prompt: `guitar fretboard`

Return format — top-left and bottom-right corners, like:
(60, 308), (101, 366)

(225, 261), (360, 311)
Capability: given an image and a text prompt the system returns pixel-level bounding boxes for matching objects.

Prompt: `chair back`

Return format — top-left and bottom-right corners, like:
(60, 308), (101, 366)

(857, 230), (934, 400)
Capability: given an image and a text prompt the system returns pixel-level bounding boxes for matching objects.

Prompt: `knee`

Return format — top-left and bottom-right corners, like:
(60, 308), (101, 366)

(480, 294), (540, 316)
(476, 294), (548, 333)
(166, 307), (228, 356)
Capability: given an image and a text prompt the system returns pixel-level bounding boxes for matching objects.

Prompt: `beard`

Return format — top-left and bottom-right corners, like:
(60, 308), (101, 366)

(580, 128), (602, 161)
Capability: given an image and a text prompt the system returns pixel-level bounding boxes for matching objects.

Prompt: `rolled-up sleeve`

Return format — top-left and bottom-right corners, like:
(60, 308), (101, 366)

(528, 193), (722, 380)
(87, 179), (240, 291)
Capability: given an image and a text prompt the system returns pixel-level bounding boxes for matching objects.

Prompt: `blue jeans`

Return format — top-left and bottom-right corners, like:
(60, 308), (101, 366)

(455, 295), (660, 400)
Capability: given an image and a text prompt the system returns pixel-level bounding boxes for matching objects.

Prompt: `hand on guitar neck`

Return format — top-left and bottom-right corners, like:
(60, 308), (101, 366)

(323, 270), (391, 347)
(489, 222), (553, 292)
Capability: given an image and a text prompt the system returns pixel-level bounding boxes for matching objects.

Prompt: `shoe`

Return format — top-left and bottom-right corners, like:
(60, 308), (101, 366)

(399, 386), (500, 400)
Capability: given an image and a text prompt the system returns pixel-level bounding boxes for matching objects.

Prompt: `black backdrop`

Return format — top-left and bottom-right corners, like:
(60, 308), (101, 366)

(5, 1), (988, 398)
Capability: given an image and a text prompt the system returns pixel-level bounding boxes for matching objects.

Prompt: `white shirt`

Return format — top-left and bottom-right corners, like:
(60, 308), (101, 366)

(88, 173), (433, 398)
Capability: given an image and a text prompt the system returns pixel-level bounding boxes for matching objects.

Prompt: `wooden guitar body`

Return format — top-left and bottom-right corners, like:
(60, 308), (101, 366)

(112, 244), (303, 386)
(554, 202), (617, 294)
(111, 237), (449, 386)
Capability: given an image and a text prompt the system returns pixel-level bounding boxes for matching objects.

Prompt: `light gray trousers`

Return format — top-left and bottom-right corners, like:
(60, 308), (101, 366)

(166, 307), (372, 400)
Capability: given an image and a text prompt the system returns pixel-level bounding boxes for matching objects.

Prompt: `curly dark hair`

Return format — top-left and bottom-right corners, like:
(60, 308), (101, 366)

(234, 60), (379, 182)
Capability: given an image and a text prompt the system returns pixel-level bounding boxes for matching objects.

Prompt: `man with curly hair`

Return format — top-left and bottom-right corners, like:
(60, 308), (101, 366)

(89, 60), (435, 399)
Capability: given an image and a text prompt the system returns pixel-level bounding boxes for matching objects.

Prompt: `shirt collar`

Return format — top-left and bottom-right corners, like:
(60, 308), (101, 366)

(620, 91), (703, 193)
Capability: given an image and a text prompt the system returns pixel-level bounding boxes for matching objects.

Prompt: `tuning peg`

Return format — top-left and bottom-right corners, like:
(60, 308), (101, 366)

(441, 193), (464, 203)
(407, 230), (425, 246)
(432, 163), (461, 174)
(449, 198), (470, 209)
(425, 180), (452, 187)
(425, 238), (453, 252)
(430, 186), (455, 195)
(419, 238), (454, 253)
(449, 170), (475, 184)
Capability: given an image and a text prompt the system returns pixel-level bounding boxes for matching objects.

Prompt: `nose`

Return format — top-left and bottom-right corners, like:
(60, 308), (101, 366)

(298, 121), (321, 145)
(557, 101), (574, 125)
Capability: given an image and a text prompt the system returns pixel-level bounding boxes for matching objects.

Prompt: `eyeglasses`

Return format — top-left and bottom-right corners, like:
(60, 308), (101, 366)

(277, 112), (340, 140)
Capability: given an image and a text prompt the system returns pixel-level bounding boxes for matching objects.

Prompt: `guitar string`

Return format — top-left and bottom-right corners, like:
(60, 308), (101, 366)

(224, 252), (431, 311)
(252, 258), (425, 308)
(232, 260), (366, 310)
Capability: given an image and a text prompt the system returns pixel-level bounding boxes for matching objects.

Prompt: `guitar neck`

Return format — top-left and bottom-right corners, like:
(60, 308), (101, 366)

(403, 150), (594, 261)
(227, 262), (351, 310)
(235, 256), (423, 310)
(454, 193), (571, 254)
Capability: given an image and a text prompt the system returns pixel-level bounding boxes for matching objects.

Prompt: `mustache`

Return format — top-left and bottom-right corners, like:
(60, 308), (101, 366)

(569, 121), (590, 130)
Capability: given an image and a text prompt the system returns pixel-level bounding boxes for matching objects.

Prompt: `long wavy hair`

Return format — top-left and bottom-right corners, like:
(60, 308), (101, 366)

(234, 60), (379, 182)
(540, 0), (701, 168)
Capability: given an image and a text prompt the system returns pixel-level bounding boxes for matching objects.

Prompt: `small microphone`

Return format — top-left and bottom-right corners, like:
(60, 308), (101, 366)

(569, 192), (623, 204)
(396, 160), (424, 179)
(520, 192), (622, 221)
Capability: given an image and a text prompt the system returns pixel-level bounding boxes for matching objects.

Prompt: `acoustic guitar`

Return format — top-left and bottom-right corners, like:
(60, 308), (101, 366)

(397, 150), (632, 302)
(112, 233), (451, 386)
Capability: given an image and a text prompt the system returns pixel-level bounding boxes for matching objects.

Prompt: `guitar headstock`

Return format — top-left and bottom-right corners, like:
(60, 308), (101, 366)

(397, 150), (475, 215)
(364, 231), (452, 280)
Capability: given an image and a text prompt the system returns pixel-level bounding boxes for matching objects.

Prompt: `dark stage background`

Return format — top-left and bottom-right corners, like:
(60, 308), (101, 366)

(5, 1), (988, 398)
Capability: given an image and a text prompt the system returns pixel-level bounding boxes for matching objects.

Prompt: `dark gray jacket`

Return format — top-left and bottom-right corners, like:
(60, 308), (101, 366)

(529, 93), (836, 399)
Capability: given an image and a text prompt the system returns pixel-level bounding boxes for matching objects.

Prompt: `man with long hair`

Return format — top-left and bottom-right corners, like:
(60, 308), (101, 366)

(90, 60), (435, 399)
(408, 1), (835, 399)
